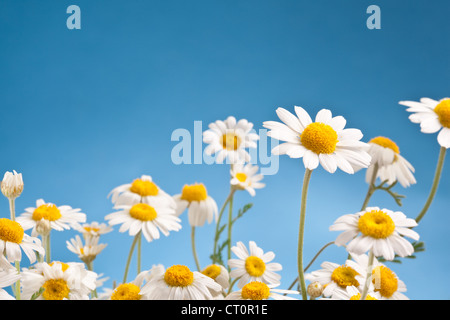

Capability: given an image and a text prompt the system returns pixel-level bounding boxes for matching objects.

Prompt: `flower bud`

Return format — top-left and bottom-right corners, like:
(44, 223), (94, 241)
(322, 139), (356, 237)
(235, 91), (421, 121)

(307, 281), (324, 299)
(1, 170), (24, 199)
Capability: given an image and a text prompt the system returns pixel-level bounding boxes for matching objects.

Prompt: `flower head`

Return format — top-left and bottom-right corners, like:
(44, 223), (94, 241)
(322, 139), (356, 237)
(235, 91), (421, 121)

(330, 207), (420, 261)
(66, 235), (107, 264)
(1, 170), (23, 199)
(263, 107), (371, 173)
(399, 97), (450, 148)
(203, 116), (259, 164)
(226, 281), (299, 300)
(230, 163), (265, 196)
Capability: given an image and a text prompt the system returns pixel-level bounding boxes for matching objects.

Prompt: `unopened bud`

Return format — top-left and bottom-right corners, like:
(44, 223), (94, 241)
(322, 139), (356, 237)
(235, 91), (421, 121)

(36, 219), (52, 236)
(1, 170), (24, 199)
(307, 281), (324, 299)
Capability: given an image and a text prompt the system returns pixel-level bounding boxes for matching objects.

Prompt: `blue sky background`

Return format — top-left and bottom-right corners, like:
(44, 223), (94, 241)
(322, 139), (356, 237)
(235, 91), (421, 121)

(0, 0), (449, 300)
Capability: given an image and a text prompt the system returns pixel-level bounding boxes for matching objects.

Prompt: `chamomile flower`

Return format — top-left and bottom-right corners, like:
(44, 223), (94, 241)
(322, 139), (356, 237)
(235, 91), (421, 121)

(399, 97), (450, 148)
(1, 170), (23, 200)
(305, 260), (362, 297)
(263, 107), (371, 174)
(105, 199), (182, 242)
(109, 270), (153, 300)
(330, 207), (420, 261)
(0, 218), (44, 263)
(17, 199), (86, 237)
(226, 281), (299, 300)
(74, 221), (113, 240)
(203, 116), (259, 164)
(228, 241), (282, 289)
(201, 264), (230, 290)
(66, 235), (107, 264)
(173, 183), (218, 227)
(365, 136), (416, 188)
(230, 163), (265, 196)
(141, 264), (222, 300)
(0, 268), (20, 300)
(325, 285), (381, 300)
(21, 261), (97, 300)
(108, 175), (176, 208)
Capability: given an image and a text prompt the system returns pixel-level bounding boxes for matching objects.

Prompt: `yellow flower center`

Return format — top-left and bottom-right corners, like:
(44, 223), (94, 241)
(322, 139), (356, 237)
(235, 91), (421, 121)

(42, 279), (70, 300)
(221, 132), (242, 151)
(358, 209), (396, 239)
(32, 204), (62, 221)
(369, 136), (400, 154)
(201, 265), (222, 280)
(111, 283), (142, 300)
(164, 265), (194, 287)
(372, 266), (398, 298)
(349, 293), (378, 300)
(434, 99), (450, 128)
(0, 218), (24, 244)
(241, 281), (271, 300)
(180, 183), (208, 202)
(83, 226), (100, 233)
(49, 261), (70, 272)
(129, 203), (157, 221)
(245, 256), (266, 277)
(129, 178), (159, 197)
(300, 122), (338, 154)
(330, 265), (360, 288)
(235, 173), (247, 183)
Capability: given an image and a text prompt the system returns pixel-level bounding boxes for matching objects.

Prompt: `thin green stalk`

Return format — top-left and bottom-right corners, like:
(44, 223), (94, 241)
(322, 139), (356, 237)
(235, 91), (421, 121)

(360, 250), (374, 300)
(361, 163), (379, 211)
(212, 189), (235, 264)
(137, 231), (142, 274)
(86, 261), (98, 299)
(191, 226), (201, 271)
(122, 232), (140, 283)
(227, 190), (235, 264)
(8, 198), (16, 221)
(297, 168), (313, 300)
(43, 233), (51, 263)
(227, 277), (239, 295)
(415, 147), (446, 223)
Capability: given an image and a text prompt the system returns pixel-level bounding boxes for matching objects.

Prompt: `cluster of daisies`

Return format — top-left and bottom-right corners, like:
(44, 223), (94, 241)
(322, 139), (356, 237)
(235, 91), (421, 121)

(0, 96), (448, 300)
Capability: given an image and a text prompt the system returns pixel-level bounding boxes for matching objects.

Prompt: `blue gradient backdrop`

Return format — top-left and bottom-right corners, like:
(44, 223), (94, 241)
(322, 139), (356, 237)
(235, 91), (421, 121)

(0, 0), (449, 299)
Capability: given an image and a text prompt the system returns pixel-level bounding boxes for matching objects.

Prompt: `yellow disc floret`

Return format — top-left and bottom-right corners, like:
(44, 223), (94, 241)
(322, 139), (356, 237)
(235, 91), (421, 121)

(129, 203), (157, 221)
(245, 256), (266, 277)
(129, 179), (159, 197)
(32, 204), (62, 221)
(201, 264), (222, 280)
(0, 218), (24, 244)
(349, 293), (378, 300)
(434, 99), (450, 128)
(49, 261), (70, 272)
(235, 173), (247, 183)
(330, 265), (360, 288)
(42, 279), (70, 300)
(372, 266), (398, 298)
(241, 281), (271, 300)
(111, 283), (142, 300)
(300, 122), (338, 154)
(180, 183), (208, 202)
(369, 136), (400, 154)
(164, 265), (194, 287)
(358, 209), (396, 239)
(221, 132), (242, 151)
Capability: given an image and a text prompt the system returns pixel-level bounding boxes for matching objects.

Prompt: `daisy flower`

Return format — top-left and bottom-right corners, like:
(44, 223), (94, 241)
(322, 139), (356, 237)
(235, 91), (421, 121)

(203, 116), (259, 164)
(21, 261), (97, 300)
(365, 136), (416, 188)
(1, 170), (23, 200)
(201, 264), (230, 291)
(105, 199), (182, 242)
(17, 199), (86, 237)
(108, 175), (176, 208)
(109, 270), (154, 300)
(228, 241), (282, 289)
(140, 264), (222, 300)
(0, 268), (21, 300)
(230, 163), (265, 196)
(0, 218), (45, 263)
(173, 183), (218, 227)
(324, 285), (381, 300)
(66, 235), (107, 264)
(305, 260), (363, 297)
(263, 107), (371, 174)
(226, 281), (299, 300)
(74, 221), (113, 241)
(330, 206), (420, 261)
(399, 97), (450, 148)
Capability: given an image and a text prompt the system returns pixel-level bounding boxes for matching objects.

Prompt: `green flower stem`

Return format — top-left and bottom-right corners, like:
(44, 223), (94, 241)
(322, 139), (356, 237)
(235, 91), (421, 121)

(360, 163), (379, 211)
(227, 277), (239, 295)
(212, 189), (235, 264)
(122, 231), (141, 284)
(191, 226), (201, 271)
(360, 250), (374, 300)
(86, 261), (98, 299)
(297, 168), (313, 300)
(43, 233), (51, 263)
(7, 198), (21, 299)
(227, 189), (235, 264)
(137, 231), (142, 275)
(415, 146), (446, 224)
